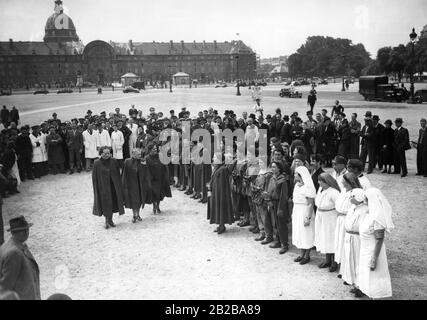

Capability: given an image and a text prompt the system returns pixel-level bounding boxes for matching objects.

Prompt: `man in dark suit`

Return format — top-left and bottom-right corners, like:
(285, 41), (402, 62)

(416, 118), (427, 176)
(393, 118), (411, 177)
(359, 118), (375, 173)
(279, 115), (292, 145)
(372, 115), (385, 170)
(0, 216), (40, 300)
(15, 125), (34, 181)
(66, 120), (83, 174)
(9, 106), (20, 125)
(0, 106), (9, 126)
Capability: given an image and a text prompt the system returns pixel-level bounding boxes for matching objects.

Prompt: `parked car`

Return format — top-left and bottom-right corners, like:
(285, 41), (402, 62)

(0, 89), (12, 96)
(215, 82), (227, 88)
(279, 88), (302, 98)
(283, 81), (292, 86)
(414, 89), (427, 103)
(131, 82), (146, 90)
(57, 88), (73, 94)
(319, 79), (328, 85)
(290, 81), (301, 86)
(33, 89), (49, 95)
(123, 86), (140, 93)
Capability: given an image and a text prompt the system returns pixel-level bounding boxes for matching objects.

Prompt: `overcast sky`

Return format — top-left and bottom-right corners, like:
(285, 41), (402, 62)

(0, 0), (426, 58)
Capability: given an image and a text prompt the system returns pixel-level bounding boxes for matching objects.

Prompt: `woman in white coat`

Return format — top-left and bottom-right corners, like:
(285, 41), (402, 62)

(358, 188), (394, 299)
(29, 125), (46, 178)
(314, 172), (341, 272)
(111, 123), (124, 168)
(82, 124), (99, 171)
(292, 166), (317, 265)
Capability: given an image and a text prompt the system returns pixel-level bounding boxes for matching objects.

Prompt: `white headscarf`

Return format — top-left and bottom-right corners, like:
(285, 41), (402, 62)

(350, 188), (366, 203)
(366, 188), (395, 233)
(295, 166), (316, 198)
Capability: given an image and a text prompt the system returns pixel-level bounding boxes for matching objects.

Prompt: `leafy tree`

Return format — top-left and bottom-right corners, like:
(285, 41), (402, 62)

(287, 36), (372, 78)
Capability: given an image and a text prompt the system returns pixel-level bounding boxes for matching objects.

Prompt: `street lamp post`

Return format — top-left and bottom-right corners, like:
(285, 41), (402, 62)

(235, 55), (241, 96)
(409, 27), (418, 104)
(168, 65), (173, 93)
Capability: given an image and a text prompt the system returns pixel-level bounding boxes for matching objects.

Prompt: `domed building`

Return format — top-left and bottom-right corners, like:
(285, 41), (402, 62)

(44, 0), (79, 43)
(0, 0), (256, 89)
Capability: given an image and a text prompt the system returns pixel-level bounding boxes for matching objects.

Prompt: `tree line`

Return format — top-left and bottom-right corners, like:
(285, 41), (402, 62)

(286, 35), (427, 80)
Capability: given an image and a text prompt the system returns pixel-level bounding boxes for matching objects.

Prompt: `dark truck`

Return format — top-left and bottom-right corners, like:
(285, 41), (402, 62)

(359, 76), (409, 102)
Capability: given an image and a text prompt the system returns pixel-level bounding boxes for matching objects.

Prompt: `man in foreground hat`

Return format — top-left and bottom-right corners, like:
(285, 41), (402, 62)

(0, 216), (40, 300)
(393, 118), (410, 177)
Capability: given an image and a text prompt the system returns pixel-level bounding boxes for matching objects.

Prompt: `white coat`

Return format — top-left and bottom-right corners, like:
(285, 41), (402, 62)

(83, 130), (98, 159)
(96, 130), (111, 147)
(30, 133), (46, 163)
(111, 130), (124, 160)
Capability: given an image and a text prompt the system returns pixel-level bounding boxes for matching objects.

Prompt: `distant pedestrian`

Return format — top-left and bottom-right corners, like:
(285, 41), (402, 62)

(307, 90), (317, 113)
(0, 216), (40, 300)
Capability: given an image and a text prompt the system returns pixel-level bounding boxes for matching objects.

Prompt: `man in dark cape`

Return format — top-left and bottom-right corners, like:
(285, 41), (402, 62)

(92, 148), (125, 228)
(207, 163), (234, 234)
(122, 155), (152, 222)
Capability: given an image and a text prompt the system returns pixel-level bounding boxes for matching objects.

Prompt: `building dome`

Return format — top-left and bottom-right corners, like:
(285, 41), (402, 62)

(44, 1), (79, 43)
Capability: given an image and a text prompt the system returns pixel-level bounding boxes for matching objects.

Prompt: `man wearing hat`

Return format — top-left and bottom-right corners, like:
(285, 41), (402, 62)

(393, 118), (410, 177)
(280, 115), (292, 145)
(359, 117), (375, 173)
(178, 107), (187, 119)
(15, 125), (34, 181)
(66, 120), (83, 174)
(372, 115), (385, 171)
(364, 111), (372, 119)
(0, 216), (40, 300)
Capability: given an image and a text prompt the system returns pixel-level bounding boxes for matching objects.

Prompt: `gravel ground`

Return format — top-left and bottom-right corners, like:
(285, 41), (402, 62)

(1, 85), (427, 299)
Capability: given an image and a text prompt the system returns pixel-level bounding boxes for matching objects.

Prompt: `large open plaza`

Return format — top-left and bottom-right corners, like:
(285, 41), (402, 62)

(1, 84), (427, 299)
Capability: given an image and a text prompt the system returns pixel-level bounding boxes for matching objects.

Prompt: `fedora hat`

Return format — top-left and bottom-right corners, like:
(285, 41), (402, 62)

(7, 216), (33, 232)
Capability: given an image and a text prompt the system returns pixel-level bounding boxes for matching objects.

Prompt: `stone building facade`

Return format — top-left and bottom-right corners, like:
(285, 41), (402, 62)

(0, 0), (257, 89)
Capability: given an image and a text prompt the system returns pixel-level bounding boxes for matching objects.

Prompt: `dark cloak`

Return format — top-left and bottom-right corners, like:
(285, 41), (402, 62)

(146, 155), (172, 202)
(207, 164), (234, 225)
(92, 158), (125, 219)
(122, 158), (153, 210)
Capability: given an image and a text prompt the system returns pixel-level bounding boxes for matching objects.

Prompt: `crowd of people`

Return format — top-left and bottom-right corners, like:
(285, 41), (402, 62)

(0, 99), (426, 300)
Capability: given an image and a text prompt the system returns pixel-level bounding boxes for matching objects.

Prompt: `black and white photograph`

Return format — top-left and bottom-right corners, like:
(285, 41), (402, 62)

(0, 0), (427, 306)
